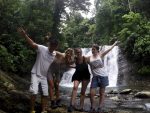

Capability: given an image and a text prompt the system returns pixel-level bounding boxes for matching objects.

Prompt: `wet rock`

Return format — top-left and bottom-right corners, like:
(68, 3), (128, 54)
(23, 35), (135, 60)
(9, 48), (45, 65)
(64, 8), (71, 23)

(96, 94), (100, 97)
(0, 89), (30, 113)
(0, 70), (31, 113)
(85, 93), (90, 97)
(109, 96), (120, 101)
(144, 103), (150, 111)
(3, 82), (15, 90)
(9, 90), (30, 101)
(120, 89), (132, 94)
(115, 110), (132, 113)
(108, 90), (119, 94)
(117, 110), (132, 113)
(134, 91), (150, 98)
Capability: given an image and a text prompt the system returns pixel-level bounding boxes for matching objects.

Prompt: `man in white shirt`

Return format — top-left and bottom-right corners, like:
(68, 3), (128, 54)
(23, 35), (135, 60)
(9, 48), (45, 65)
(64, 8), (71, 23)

(17, 27), (59, 113)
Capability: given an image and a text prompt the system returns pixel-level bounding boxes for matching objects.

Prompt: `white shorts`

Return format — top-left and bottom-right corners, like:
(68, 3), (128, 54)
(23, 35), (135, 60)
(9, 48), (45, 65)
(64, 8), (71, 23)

(29, 73), (48, 96)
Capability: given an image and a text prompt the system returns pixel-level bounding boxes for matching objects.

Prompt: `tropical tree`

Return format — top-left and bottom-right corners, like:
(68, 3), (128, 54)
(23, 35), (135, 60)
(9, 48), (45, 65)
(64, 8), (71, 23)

(62, 12), (96, 48)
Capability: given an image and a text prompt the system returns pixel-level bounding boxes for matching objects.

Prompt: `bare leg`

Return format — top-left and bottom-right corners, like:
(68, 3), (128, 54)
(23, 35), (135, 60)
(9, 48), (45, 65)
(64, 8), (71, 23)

(41, 96), (48, 111)
(90, 88), (96, 109)
(80, 80), (90, 109)
(48, 80), (54, 101)
(55, 79), (62, 107)
(99, 87), (105, 108)
(30, 95), (36, 112)
(55, 79), (60, 101)
(70, 80), (80, 106)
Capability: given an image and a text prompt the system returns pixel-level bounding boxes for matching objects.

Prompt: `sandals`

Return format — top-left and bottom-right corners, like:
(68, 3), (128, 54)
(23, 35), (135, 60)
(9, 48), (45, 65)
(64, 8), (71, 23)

(68, 105), (75, 112)
(88, 107), (103, 113)
(88, 107), (96, 113)
(97, 107), (103, 113)
(51, 100), (57, 109)
(56, 99), (62, 107)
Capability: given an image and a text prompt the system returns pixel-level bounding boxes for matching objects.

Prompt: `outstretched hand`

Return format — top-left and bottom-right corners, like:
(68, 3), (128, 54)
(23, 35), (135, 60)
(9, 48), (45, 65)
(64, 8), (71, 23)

(17, 27), (26, 36)
(114, 40), (120, 45)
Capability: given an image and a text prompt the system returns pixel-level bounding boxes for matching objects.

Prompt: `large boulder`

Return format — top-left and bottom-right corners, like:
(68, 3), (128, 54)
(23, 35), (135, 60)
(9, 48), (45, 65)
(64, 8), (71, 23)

(134, 91), (150, 98)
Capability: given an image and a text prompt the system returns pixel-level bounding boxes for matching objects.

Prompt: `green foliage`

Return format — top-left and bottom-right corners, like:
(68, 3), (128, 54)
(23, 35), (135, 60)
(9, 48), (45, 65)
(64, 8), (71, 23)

(66, 0), (91, 11)
(0, 33), (35, 74)
(0, 0), (150, 76)
(0, 0), (93, 75)
(134, 35), (150, 57)
(0, 0), (21, 33)
(138, 66), (150, 76)
(95, 0), (150, 69)
(132, 0), (150, 17)
(62, 13), (96, 48)
(0, 45), (16, 71)
(21, 0), (54, 42)
(0, 0), (39, 74)
(118, 12), (150, 63)
(50, 0), (91, 39)
(95, 0), (128, 44)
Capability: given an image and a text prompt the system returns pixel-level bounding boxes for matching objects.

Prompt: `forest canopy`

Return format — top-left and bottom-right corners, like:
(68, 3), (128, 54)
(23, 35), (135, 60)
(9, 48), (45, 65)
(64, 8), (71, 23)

(0, 0), (149, 75)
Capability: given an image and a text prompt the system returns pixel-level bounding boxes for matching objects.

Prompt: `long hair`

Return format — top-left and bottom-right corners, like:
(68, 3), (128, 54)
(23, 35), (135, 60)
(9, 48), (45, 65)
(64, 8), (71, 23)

(65, 48), (75, 64)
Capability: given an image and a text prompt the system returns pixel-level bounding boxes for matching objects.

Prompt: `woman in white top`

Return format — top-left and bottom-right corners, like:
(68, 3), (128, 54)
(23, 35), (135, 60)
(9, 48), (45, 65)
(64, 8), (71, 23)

(85, 41), (119, 113)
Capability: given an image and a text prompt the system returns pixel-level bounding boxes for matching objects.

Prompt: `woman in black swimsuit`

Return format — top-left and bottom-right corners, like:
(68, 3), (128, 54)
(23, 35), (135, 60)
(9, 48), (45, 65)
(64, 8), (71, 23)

(68, 48), (90, 112)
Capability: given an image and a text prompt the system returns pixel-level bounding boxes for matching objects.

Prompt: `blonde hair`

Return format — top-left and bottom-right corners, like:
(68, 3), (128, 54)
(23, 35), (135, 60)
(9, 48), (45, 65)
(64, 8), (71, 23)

(65, 48), (74, 64)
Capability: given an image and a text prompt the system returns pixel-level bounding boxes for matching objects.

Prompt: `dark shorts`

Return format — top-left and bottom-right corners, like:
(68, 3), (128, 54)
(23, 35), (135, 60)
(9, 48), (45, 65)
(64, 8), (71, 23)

(90, 76), (109, 88)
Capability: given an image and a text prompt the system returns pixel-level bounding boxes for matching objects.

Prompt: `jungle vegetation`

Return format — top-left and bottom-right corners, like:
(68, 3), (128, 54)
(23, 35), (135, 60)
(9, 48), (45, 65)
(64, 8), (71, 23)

(0, 0), (149, 75)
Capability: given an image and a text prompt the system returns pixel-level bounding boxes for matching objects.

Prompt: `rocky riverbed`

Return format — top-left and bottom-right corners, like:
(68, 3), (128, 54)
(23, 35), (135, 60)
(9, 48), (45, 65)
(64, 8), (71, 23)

(0, 70), (150, 113)
(57, 87), (150, 113)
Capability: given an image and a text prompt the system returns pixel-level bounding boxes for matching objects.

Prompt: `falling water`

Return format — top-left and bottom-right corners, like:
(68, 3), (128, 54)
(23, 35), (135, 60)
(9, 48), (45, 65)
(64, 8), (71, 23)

(103, 46), (119, 87)
(59, 46), (119, 88)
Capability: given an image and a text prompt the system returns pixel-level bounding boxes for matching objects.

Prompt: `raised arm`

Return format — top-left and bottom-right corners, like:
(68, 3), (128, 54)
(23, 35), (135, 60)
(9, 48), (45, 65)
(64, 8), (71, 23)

(101, 41), (119, 58)
(17, 27), (38, 49)
(55, 51), (65, 59)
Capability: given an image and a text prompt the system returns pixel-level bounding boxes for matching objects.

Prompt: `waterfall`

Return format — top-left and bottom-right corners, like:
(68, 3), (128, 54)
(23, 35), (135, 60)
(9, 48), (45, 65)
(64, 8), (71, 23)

(104, 46), (119, 87)
(59, 68), (76, 87)
(59, 46), (119, 88)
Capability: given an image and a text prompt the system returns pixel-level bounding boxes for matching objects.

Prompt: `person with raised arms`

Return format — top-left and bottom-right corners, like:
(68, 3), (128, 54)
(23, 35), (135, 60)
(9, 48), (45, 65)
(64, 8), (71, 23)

(17, 27), (64, 113)
(85, 41), (119, 113)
